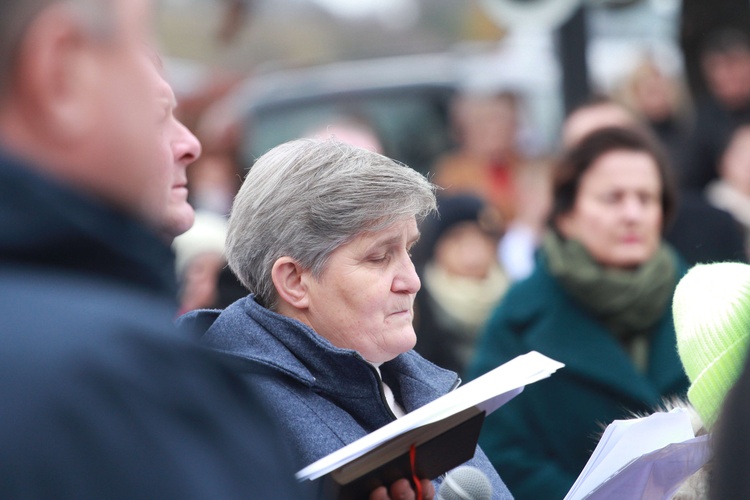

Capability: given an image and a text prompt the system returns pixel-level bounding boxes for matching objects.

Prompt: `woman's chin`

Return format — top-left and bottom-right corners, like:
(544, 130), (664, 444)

(389, 329), (418, 357)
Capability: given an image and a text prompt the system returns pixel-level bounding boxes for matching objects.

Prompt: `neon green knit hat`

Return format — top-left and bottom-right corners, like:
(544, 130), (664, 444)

(673, 262), (750, 429)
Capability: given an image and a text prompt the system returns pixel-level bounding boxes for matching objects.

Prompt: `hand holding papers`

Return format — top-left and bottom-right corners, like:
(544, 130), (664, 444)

(296, 351), (565, 498)
(565, 408), (711, 500)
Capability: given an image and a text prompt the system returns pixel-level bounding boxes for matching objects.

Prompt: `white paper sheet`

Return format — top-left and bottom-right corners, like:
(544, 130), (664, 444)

(565, 409), (711, 500)
(296, 351), (565, 481)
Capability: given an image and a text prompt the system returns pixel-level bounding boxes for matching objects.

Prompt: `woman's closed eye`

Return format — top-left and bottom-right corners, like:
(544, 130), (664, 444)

(368, 253), (390, 264)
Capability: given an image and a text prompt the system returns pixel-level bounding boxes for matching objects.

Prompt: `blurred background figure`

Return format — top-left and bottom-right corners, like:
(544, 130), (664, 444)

(496, 156), (552, 282)
(615, 55), (692, 169)
(186, 152), (241, 217)
(467, 127), (690, 499)
(681, 28), (750, 191)
(705, 125), (750, 261)
(562, 97), (746, 267)
(431, 89), (524, 226)
(431, 87), (553, 283)
(173, 210), (231, 314)
(561, 96), (640, 147)
(412, 193), (507, 377)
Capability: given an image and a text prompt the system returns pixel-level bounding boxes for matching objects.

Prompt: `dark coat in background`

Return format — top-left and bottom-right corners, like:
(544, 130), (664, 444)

(678, 97), (750, 191)
(179, 295), (514, 499)
(0, 151), (305, 499)
(665, 190), (747, 266)
(467, 253), (690, 500)
(711, 342), (750, 498)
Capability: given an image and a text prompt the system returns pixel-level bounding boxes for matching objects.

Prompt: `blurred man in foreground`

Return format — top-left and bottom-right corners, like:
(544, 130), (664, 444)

(0, 0), (304, 497)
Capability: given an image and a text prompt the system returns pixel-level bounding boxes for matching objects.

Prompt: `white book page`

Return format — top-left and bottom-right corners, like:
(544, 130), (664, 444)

(296, 351), (565, 481)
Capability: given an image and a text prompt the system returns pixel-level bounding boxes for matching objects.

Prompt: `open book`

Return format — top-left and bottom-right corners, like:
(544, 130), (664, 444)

(296, 351), (565, 499)
(565, 408), (711, 500)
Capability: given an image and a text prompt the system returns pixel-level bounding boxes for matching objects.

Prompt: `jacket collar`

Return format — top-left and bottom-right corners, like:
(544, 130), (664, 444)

(0, 149), (177, 298)
(195, 295), (459, 408)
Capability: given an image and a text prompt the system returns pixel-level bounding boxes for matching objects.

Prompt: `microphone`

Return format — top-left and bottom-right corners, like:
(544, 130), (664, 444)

(437, 465), (492, 500)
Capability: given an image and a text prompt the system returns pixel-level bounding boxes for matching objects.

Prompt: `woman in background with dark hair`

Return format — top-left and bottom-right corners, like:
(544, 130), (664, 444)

(467, 127), (690, 499)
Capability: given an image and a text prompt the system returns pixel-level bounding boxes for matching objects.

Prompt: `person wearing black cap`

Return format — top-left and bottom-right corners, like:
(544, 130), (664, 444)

(412, 193), (508, 377)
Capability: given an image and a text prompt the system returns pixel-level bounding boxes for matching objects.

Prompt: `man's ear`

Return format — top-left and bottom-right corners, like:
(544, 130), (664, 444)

(271, 257), (310, 310)
(15, 3), (99, 142)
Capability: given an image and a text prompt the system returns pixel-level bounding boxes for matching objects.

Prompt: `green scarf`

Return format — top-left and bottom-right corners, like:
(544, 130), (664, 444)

(542, 230), (678, 340)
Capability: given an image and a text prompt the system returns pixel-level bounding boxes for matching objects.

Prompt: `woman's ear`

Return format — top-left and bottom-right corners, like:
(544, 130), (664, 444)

(271, 257), (309, 311)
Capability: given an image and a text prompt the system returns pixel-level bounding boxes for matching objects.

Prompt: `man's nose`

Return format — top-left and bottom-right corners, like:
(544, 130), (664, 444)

(174, 121), (202, 166)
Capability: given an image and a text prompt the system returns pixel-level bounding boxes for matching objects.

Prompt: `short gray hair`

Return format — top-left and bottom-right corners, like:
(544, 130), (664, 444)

(226, 138), (437, 310)
(0, 0), (114, 97)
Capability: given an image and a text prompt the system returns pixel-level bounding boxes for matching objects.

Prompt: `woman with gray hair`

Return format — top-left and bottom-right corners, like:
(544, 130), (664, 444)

(179, 138), (512, 499)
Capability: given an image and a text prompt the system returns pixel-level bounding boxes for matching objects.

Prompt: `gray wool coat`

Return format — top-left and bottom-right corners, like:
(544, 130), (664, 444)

(179, 295), (513, 499)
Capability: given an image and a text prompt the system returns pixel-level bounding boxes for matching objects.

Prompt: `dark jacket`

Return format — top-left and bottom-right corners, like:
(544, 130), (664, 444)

(179, 295), (514, 499)
(712, 343), (750, 498)
(679, 96), (750, 191)
(665, 190), (747, 266)
(467, 252), (690, 500)
(0, 151), (305, 499)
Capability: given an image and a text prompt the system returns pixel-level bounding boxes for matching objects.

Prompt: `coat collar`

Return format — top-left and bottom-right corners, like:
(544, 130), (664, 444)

(0, 149), (177, 298)
(193, 295), (459, 408)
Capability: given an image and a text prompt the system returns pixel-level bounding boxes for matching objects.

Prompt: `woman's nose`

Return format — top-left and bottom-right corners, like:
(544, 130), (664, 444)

(392, 255), (421, 294)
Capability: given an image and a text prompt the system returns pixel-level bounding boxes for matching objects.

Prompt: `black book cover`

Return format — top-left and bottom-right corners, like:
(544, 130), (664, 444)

(318, 406), (486, 500)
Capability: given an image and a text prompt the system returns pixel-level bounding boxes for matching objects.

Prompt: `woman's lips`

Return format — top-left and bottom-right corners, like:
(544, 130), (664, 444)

(621, 235), (642, 244)
(389, 309), (412, 318)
